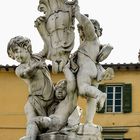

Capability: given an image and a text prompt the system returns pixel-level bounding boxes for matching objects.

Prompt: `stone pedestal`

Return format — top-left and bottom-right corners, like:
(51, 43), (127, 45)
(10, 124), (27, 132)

(38, 131), (102, 140)
(20, 123), (102, 140)
(20, 130), (102, 140)
(77, 124), (102, 135)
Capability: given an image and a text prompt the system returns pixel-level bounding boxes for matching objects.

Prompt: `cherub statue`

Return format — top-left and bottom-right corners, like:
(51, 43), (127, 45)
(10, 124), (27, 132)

(71, 2), (114, 130)
(21, 62), (79, 140)
(7, 36), (54, 126)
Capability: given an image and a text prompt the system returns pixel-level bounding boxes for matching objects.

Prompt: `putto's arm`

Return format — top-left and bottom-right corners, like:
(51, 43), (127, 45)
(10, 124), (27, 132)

(63, 63), (76, 93)
(15, 62), (42, 79)
(74, 4), (96, 40)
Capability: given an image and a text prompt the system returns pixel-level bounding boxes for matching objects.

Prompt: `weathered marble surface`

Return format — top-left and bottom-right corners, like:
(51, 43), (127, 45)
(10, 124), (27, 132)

(7, 0), (114, 140)
(72, 2), (113, 128)
(35, 0), (76, 73)
(20, 131), (102, 140)
(38, 132), (102, 140)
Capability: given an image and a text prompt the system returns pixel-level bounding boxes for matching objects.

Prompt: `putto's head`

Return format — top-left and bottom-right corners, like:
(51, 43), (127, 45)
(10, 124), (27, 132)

(7, 36), (32, 60)
(90, 19), (103, 37)
(55, 80), (67, 100)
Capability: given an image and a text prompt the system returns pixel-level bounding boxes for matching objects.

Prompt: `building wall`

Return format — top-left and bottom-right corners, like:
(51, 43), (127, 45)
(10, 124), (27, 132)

(0, 69), (140, 140)
(95, 70), (140, 139)
(0, 70), (26, 140)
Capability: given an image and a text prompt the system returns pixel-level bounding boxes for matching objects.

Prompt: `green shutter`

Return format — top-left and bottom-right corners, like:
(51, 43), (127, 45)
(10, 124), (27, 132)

(123, 84), (132, 113)
(97, 84), (106, 113)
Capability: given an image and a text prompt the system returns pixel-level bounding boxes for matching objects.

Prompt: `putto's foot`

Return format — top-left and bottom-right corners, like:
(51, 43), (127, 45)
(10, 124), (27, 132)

(96, 92), (107, 111)
(84, 122), (103, 132)
(77, 123), (102, 136)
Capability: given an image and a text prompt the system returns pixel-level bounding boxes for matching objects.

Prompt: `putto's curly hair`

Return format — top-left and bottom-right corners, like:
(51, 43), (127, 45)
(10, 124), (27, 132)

(7, 36), (32, 59)
(55, 80), (67, 90)
(90, 19), (103, 37)
(77, 17), (103, 38)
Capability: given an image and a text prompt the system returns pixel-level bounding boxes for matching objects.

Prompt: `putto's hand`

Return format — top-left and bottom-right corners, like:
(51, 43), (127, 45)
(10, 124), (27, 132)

(34, 16), (45, 27)
(64, 0), (78, 5)
(34, 61), (45, 69)
(103, 67), (114, 80)
(63, 62), (70, 72)
(65, 61), (70, 68)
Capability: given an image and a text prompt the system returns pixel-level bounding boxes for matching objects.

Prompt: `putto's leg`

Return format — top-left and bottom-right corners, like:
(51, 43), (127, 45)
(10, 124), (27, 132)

(85, 97), (97, 124)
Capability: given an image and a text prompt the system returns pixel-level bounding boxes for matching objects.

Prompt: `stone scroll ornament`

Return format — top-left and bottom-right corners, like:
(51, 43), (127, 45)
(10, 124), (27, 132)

(35, 0), (77, 73)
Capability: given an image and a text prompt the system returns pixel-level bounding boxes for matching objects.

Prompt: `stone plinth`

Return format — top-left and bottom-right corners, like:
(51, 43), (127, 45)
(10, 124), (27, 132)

(38, 132), (102, 140)
(20, 131), (102, 140)
(20, 124), (102, 140)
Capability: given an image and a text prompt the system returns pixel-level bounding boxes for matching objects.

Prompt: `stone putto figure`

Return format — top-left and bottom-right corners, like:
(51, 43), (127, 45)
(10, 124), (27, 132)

(71, 3), (113, 132)
(7, 35), (54, 124)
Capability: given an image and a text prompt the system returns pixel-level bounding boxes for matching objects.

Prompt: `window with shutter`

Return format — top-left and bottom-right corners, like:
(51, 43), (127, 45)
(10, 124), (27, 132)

(97, 83), (132, 113)
(105, 85), (123, 113)
(123, 84), (132, 113)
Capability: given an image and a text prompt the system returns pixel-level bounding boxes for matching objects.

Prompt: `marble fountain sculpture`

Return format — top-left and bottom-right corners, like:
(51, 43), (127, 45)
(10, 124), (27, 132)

(7, 0), (114, 139)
